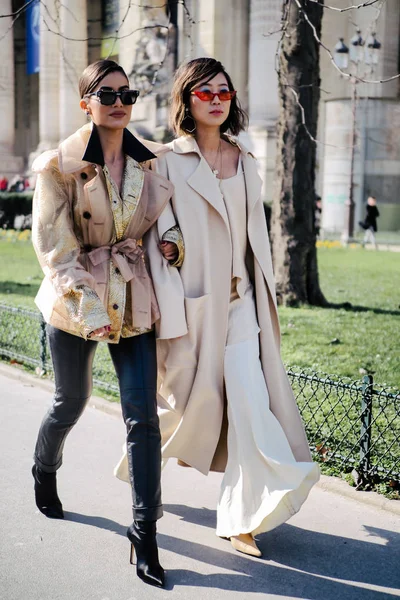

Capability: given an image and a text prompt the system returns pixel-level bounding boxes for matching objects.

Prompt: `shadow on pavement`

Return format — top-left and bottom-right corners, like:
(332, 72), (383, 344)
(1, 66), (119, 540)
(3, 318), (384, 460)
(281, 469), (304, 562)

(64, 511), (127, 537)
(64, 506), (400, 598)
(159, 531), (399, 598)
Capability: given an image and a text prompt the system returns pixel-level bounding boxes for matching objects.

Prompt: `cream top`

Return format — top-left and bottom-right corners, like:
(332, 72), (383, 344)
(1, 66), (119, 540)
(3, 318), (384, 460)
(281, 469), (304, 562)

(219, 160), (250, 297)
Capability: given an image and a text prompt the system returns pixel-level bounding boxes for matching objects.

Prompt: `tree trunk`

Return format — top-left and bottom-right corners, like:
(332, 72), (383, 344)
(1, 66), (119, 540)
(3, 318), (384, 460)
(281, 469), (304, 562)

(271, 0), (327, 306)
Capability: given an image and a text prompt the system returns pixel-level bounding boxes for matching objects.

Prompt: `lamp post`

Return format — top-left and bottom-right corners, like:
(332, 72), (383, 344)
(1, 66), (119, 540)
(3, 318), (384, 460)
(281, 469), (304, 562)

(333, 30), (381, 244)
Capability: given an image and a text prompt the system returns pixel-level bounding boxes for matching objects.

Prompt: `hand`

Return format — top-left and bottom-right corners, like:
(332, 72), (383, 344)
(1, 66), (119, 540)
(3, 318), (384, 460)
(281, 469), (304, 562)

(88, 325), (111, 338)
(159, 241), (178, 262)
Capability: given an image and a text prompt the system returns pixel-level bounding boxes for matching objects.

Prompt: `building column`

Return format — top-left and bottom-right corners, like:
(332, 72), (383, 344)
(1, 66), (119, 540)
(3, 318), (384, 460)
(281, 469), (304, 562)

(0, 0), (23, 176)
(119, 1), (174, 140)
(37, 0), (61, 152)
(118, 0), (143, 78)
(244, 0), (281, 203)
(59, 0), (88, 140)
(177, 0), (249, 110)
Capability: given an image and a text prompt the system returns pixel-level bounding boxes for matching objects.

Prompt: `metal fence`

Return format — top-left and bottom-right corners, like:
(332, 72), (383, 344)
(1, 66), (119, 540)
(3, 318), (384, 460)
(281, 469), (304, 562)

(287, 369), (399, 487)
(1, 303), (399, 488)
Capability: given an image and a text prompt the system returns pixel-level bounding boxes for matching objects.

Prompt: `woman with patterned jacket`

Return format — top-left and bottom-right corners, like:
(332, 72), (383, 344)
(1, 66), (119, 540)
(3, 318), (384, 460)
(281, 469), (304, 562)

(31, 60), (184, 588)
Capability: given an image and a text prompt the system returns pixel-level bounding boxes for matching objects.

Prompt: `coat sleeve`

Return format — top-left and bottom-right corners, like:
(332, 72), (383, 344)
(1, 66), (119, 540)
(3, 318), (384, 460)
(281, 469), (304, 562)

(32, 161), (111, 337)
(143, 154), (187, 340)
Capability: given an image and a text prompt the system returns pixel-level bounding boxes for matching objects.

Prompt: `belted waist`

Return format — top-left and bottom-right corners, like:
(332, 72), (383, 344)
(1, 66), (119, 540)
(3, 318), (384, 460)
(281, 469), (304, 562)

(86, 239), (160, 329)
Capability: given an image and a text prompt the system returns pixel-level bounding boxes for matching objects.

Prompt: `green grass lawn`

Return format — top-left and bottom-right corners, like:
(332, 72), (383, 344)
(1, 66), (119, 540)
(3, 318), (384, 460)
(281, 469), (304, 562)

(1, 236), (399, 388)
(279, 247), (400, 388)
(0, 235), (42, 309)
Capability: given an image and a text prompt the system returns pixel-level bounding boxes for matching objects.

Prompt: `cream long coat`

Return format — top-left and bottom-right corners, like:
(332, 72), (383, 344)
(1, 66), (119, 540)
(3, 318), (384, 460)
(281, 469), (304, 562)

(142, 135), (312, 476)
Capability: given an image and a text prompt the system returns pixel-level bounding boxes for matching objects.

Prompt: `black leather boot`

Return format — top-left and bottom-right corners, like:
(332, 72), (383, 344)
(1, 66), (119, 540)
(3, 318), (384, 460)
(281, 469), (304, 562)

(127, 521), (165, 587)
(32, 465), (64, 519)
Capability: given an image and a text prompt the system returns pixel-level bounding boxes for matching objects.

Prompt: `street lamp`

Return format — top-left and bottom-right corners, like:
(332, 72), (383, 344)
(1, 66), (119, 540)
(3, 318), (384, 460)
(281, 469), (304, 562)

(334, 38), (349, 69)
(365, 32), (381, 65)
(333, 30), (381, 244)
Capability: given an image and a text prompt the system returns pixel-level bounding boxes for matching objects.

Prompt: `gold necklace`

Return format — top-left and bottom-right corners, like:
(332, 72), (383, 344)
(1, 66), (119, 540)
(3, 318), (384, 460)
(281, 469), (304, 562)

(203, 139), (222, 176)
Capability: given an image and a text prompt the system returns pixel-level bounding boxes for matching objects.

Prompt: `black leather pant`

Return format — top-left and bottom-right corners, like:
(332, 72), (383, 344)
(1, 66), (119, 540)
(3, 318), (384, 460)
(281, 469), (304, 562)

(34, 326), (162, 521)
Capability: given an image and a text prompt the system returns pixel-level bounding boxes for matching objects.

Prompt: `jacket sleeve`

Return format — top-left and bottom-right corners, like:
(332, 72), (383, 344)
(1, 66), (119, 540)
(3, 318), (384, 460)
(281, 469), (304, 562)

(161, 225), (184, 268)
(32, 161), (111, 337)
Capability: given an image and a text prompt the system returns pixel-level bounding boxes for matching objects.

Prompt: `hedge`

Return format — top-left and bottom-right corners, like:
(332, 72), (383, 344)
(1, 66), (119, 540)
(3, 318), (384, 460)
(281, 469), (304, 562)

(0, 192), (33, 229)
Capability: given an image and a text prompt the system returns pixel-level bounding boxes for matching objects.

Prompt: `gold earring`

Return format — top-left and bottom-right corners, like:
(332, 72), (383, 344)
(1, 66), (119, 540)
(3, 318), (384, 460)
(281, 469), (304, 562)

(184, 108), (196, 134)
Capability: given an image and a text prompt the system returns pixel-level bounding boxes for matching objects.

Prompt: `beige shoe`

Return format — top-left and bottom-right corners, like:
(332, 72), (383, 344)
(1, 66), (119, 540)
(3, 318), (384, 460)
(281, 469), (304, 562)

(230, 533), (262, 557)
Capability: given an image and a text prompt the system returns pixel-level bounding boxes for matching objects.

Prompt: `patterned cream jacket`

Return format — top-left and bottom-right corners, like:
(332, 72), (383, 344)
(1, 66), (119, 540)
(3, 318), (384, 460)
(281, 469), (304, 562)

(32, 123), (183, 343)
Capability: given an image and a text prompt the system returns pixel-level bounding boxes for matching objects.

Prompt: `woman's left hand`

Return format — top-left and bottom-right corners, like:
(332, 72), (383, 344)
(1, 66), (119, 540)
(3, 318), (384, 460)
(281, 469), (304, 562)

(159, 241), (178, 262)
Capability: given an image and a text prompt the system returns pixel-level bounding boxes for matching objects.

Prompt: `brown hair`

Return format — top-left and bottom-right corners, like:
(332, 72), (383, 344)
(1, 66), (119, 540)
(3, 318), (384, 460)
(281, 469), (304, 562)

(79, 60), (129, 98)
(169, 58), (248, 137)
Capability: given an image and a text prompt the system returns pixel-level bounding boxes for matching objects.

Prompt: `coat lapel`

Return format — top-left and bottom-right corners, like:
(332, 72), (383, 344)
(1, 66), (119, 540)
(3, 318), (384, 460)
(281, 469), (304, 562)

(171, 137), (230, 229)
(187, 160), (230, 229)
(242, 151), (262, 216)
(242, 150), (278, 311)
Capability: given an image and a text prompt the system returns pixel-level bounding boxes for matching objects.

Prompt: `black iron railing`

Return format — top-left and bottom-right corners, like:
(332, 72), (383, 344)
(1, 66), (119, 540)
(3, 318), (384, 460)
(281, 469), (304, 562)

(1, 303), (399, 488)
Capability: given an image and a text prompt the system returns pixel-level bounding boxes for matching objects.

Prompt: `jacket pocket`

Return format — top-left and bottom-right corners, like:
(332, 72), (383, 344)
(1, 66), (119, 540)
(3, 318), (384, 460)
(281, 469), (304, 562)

(184, 293), (209, 321)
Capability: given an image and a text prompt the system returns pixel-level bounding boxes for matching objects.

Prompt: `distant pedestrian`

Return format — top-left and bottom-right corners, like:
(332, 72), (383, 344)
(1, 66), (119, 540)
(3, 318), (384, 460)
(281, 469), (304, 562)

(359, 195), (379, 249)
(314, 195), (322, 238)
(0, 175), (8, 191)
(8, 175), (25, 192)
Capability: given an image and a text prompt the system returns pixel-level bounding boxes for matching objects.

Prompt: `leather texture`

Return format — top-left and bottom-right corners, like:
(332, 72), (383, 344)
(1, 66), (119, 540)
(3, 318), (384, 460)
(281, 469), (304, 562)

(34, 325), (162, 521)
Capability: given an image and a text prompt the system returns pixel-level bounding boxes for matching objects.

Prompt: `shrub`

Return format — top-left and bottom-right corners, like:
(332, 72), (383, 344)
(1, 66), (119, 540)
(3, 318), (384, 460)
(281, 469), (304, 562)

(0, 192), (33, 230)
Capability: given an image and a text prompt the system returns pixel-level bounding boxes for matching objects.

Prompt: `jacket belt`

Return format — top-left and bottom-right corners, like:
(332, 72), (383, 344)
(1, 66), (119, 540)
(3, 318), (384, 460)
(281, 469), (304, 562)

(87, 239), (158, 329)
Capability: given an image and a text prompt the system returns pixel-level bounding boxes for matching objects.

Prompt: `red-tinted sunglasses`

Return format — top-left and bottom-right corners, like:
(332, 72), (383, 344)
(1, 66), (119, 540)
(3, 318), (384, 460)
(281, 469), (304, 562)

(191, 90), (237, 102)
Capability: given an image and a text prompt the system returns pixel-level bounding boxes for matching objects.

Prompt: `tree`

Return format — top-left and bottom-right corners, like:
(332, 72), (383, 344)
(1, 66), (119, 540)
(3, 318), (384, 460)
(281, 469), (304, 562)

(271, 0), (327, 307)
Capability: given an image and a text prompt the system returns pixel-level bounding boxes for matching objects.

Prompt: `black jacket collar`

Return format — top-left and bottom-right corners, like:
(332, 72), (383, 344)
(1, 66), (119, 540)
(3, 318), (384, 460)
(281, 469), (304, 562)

(82, 124), (156, 166)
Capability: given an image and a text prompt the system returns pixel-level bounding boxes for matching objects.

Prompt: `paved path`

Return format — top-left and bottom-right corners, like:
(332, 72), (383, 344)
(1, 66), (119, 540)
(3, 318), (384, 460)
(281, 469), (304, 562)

(0, 366), (399, 600)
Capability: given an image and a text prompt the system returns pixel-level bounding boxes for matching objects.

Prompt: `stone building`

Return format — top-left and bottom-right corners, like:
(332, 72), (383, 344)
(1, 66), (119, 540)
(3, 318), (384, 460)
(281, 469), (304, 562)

(1, 0), (400, 231)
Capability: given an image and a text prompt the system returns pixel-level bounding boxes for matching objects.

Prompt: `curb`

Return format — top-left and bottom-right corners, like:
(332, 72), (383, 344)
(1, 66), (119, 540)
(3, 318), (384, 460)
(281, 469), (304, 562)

(1, 361), (399, 516)
(0, 361), (121, 418)
(316, 475), (400, 516)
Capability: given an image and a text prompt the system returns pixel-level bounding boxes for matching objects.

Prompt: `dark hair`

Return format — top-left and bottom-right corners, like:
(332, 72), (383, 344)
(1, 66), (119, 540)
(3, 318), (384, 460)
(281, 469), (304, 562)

(79, 60), (129, 98)
(169, 58), (248, 137)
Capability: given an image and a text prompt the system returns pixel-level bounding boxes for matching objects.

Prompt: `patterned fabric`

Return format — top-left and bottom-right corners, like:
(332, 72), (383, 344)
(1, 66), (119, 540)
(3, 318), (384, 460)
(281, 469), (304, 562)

(64, 284), (112, 339)
(32, 162), (111, 339)
(103, 157), (152, 338)
(103, 157), (144, 240)
(161, 225), (185, 268)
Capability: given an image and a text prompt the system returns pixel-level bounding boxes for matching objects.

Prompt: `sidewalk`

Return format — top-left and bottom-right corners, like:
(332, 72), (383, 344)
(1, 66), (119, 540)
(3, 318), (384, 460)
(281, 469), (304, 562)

(1, 365), (399, 600)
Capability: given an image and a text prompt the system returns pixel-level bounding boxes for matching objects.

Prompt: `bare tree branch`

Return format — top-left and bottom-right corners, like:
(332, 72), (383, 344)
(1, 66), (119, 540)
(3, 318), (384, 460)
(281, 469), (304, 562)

(0, 0), (36, 18)
(307, 0), (382, 12)
(293, 0), (397, 85)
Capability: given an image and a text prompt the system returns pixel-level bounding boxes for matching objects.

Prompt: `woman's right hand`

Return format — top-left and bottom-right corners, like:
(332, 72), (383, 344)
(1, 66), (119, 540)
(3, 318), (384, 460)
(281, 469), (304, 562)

(88, 325), (111, 338)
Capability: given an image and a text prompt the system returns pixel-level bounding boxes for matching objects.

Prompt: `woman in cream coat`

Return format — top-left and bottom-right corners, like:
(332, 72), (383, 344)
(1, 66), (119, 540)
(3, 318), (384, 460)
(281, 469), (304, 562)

(117, 58), (320, 558)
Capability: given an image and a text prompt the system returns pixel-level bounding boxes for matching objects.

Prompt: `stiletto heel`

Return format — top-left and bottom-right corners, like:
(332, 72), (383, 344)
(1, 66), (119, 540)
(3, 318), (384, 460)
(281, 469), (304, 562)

(129, 543), (135, 565)
(32, 465), (64, 519)
(127, 521), (165, 588)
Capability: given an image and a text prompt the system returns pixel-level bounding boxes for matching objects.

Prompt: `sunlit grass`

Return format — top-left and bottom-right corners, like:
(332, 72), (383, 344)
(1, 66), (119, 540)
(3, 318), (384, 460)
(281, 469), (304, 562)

(1, 238), (399, 387)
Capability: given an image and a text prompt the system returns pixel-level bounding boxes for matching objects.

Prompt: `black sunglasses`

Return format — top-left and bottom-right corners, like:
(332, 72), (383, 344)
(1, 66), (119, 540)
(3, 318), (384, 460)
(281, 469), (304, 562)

(87, 89), (140, 106)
